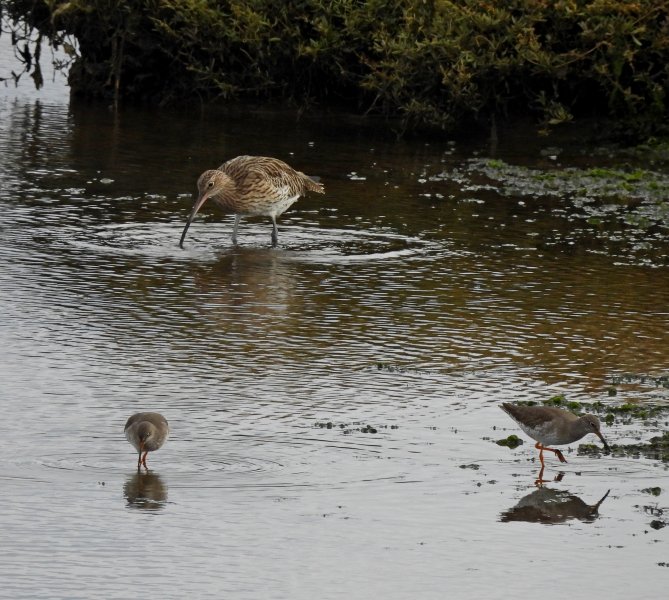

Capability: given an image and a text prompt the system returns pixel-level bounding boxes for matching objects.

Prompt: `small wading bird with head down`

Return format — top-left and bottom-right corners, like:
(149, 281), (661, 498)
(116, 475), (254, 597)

(500, 403), (610, 481)
(179, 155), (325, 248)
(124, 412), (169, 471)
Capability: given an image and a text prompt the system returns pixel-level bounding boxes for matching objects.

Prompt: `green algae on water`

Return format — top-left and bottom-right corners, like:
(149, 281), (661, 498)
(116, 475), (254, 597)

(580, 431), (669, 462)
(496, 434), (524, 449)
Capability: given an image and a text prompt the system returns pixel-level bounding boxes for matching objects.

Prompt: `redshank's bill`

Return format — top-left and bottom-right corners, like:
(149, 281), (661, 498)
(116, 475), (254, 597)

(124, 412), (169, 471)
(500, 403), (610, 467)
(179, 155), (325, 248)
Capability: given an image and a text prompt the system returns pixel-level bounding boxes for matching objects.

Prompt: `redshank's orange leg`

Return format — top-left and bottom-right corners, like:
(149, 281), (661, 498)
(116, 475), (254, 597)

(534, 464), (549, 486)
(553, 449), (567, 463)
(535, 442), (567, 463)
(141, 451), (149, 470)
(535, 466), (566, 487)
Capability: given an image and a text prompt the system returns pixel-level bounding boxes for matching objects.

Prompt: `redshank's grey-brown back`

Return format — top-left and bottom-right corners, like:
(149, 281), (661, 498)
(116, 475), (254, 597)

(124, 412), (169, 471)
(500, 403), (610, 466)
(179, 155), (325, 248)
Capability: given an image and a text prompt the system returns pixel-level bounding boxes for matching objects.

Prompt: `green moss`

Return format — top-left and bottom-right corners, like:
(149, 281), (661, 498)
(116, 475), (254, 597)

(496, 434), (524, 449)
(514, 394), (669, 423)
(581, 431), (669, 462)
(316, 421), (386, 434)
(544, 394), (568, 407)
(587, 168), (614, 178)
(486, 159), (506, 170)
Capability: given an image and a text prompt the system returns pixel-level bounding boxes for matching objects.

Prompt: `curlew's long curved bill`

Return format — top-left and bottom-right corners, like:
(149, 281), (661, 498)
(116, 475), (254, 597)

(179, 193), (209, 248)
(596, 430), (611, 453)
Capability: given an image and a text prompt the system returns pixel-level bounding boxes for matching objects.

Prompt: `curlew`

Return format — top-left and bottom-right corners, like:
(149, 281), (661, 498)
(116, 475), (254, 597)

(179, 155), (324, 248)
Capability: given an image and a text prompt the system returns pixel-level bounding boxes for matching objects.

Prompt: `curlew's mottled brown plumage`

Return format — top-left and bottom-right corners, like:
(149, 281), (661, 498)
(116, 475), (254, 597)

(500, 403), (610, 468)
(179, 155), (325, 248)
(124, 412), (169, 471)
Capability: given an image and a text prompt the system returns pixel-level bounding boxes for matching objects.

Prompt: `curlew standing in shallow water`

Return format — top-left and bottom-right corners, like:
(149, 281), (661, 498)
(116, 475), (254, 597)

(124, 412), (169, 471)
(179, 155), (325, 248)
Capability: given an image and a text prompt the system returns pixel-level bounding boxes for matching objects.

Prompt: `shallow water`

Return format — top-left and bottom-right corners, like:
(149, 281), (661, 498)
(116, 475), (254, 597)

(1, 40), (668, 599)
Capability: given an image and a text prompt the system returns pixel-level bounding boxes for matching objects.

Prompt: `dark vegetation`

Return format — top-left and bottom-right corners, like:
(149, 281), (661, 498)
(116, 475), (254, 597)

(518, 392), (669, 423)
(496, 434), (524, 449)
(2, 1), (669, 137)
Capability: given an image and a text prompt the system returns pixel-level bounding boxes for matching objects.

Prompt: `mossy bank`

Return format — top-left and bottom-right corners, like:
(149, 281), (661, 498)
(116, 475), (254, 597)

(2, 0), (669, 137)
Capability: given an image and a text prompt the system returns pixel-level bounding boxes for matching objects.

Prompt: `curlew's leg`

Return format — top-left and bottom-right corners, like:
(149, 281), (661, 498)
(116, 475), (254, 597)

(141, 451), (149, 470)
(232, 215), (241, 245)
(536, 441), (567, 464)
(270, 216), (278, 247)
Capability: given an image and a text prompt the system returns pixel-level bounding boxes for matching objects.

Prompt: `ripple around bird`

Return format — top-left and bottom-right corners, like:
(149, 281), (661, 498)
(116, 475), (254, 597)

(60, 221), (452, 263)
(6, 428), (395, 491)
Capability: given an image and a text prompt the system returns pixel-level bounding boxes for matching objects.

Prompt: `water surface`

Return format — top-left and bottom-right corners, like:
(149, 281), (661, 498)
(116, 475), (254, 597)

(1, 39), (668, 600)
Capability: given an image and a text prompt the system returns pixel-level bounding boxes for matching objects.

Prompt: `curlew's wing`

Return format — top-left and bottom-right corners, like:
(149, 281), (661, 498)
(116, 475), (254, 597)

(220, 155), (323, 197)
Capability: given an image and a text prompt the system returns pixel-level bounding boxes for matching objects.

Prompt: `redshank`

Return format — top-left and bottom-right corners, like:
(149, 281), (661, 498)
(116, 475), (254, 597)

(179, 155), (325, 248)
(500, 403), (610, 467)
(124, 412), (169, 471)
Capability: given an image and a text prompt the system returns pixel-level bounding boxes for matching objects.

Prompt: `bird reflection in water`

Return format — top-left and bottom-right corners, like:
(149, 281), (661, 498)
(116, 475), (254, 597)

(500, 488), (610, 524)
(192, 246), (298, 313)
(535, 465), (565, 486)
(123, 471), (168, 511)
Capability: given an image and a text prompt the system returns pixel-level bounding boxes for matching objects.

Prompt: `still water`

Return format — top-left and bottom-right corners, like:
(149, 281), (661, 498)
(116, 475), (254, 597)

(1, 41), (668, 599)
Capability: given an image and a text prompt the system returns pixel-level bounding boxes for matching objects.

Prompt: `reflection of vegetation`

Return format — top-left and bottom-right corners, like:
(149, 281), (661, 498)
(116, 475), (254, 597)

(2, 1), (669, 136)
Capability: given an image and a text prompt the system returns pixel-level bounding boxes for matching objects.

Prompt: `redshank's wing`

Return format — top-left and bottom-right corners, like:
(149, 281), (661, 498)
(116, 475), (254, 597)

(500, 403), (575, 429)
(124, 412), (169, 436)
